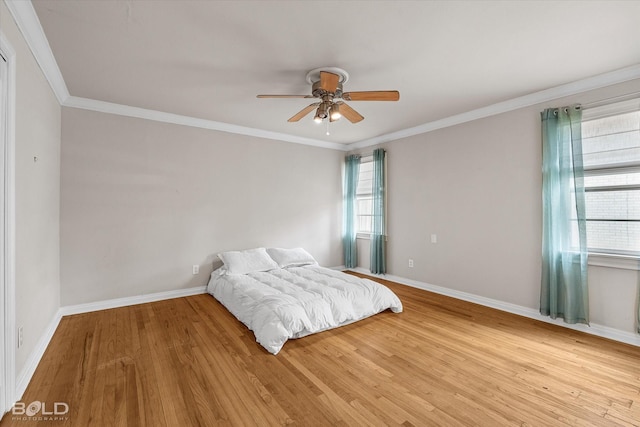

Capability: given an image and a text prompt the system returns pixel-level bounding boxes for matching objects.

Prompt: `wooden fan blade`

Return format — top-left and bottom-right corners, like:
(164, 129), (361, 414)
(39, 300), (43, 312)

(257, 95), (314, 98)
(288, 103), (320, 122)
(342, 91), (400, 101)
(319, 71), (339, 93)
(336, 101), (364, 123)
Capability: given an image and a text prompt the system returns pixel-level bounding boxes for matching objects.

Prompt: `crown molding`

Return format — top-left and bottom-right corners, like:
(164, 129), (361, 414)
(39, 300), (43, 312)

(66, 63), (640, 153)
(63, 96), (348, 151)
(347, 63), (640, 150)
(4, 0), (69, 104)
(7, 0), (640, 152)
(4, 0), (346, 151)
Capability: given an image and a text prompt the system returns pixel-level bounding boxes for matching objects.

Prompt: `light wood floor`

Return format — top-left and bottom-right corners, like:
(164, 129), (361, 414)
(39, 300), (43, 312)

(2, 274), (640, 426)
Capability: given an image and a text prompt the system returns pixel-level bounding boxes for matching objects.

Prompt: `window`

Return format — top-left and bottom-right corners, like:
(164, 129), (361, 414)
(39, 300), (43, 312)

(581, 98), (640, 257)
(355, 156), (373, 234)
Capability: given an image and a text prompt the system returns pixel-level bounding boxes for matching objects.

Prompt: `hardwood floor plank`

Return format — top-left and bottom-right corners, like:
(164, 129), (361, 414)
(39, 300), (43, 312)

(3, 275), (640, 426)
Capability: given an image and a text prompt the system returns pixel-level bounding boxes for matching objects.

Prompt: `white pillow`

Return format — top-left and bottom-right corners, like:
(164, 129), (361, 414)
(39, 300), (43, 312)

(218, 248), (279, 275)
(267, 247), (318, 268)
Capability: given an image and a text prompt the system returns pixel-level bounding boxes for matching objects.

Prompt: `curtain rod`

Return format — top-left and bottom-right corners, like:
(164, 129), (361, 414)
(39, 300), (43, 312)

(348, 148), (386, 158)
(580, 90), (640, 109)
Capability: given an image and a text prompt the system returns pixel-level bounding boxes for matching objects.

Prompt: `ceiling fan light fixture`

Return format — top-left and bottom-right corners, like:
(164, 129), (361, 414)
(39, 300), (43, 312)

(330, 103), (341, 121)
(314, 102), (330, 123)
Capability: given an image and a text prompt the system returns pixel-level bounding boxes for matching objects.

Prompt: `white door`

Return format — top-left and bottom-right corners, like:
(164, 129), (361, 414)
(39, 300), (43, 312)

(0, 48), (7, 417)
(0, 32), (16, 418)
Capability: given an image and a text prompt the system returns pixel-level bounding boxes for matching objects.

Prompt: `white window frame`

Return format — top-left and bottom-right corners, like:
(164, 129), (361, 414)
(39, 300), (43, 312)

(355, 155), (374, 239)
(354, 154), (388, 240)
(582, 98), (640, 271)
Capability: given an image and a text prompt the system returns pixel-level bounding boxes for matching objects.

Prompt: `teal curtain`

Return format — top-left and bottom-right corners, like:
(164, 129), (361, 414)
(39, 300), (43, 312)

(343, 155), (361, 268)
(540, 105), (589, 325)
(370, 149), (386, 274)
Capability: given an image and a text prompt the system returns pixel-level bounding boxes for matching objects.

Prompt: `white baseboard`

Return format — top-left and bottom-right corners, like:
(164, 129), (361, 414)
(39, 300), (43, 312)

(350, 267), (640, 348)
(15, 309), (62, 401)
(60, 286), (207, 316)
(14, 285), (207, 403)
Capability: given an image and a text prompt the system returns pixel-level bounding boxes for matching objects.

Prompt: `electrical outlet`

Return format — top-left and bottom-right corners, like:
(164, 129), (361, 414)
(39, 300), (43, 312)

(431, 234), (437, 243)
(18, 326), (23, 348)
(192, 265), (200, 275)
(408, 259), (414, 268)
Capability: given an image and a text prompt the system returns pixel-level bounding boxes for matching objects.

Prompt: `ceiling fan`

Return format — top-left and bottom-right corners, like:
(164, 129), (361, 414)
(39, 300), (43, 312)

(257, 67), (399, 124)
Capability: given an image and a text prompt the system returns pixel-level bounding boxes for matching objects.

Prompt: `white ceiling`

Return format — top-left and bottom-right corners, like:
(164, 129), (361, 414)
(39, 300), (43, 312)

(27, 0), (640, 146)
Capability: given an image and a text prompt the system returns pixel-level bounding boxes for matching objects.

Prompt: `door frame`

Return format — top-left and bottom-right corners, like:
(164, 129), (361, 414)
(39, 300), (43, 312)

(0, 30), (17, 416)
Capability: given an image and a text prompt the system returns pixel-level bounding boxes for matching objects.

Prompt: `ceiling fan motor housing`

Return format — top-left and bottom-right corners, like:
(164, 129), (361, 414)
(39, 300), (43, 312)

(312, 81), (343, 99)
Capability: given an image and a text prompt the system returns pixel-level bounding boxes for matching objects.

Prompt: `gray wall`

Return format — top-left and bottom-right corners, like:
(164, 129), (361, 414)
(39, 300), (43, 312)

(355, 79), (640, 334)
(60, 107), (343, 306)
(2, 2), (62, 377)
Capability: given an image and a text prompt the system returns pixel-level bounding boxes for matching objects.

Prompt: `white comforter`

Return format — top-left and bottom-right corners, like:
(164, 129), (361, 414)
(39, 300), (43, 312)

(207, 266), (403, 354)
